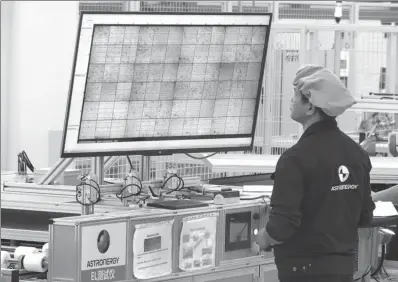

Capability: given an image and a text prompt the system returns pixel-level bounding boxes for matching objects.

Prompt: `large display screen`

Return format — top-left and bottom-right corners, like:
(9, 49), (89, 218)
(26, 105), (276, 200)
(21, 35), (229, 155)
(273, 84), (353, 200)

(61, 12), (272, 157)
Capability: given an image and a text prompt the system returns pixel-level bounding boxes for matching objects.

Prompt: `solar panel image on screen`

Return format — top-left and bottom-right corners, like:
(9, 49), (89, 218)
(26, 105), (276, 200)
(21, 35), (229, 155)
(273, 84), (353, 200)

(61, 13), (272, 157)
(80, 25), (265, 141)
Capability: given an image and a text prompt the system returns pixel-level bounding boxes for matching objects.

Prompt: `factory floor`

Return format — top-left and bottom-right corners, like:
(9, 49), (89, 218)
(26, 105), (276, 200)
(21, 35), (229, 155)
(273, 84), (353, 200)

(373, 260), (398, 281)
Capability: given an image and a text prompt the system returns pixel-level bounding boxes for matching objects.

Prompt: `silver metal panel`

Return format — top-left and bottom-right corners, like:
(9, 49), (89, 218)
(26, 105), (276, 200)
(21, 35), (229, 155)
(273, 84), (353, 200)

(260, 264), (279, 282)
(1, 228), (48, 242)
(258, 206), (275, 260)
(192, 266), (258, 282)
(50, 224), (78, 282)
(48, 224), (54, 282)
(52, 201), (266, 225)
(49, 201), (272, 282)
(159, 278), (192, 282)
(369, 227), (380, 271)
(353, 227), (374, 281)
(3, 182), (77, 194)
(125, 219), (133, 282)
(47, 200), (376, 282)
(76, 221), (82, 282)
(1, 197), (129, 214)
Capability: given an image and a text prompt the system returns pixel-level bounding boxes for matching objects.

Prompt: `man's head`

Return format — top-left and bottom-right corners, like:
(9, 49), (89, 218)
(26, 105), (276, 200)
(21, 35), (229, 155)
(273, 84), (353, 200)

(290, 87), (335, 124)
(290, 65), (356, 126)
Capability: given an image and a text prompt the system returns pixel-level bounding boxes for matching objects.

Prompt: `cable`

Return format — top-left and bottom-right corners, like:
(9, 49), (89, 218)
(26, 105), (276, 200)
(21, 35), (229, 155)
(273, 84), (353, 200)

(116, 183), (142, 199)
(126, 155), (133, 170)
(116, 175), (143, 200)
(147, 185), (159, 198)
(381, 265), (391, 281)
(164, 174), (184, 194)
(354, 266), (371, 281)
(137, 195), (150, 203)
(184, 152), (218, 160)
(236, 223), (248, 240)
(20, 150), (34, 172)
(148, 173), (185, 197)
(371, 244), (386, 278)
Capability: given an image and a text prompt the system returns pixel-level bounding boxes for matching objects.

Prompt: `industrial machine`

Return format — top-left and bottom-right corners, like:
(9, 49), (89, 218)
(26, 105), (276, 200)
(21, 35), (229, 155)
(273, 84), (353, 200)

(2, 10), (398, 282)
(48, 200), (277, 282)
(1, 11), (278, 282)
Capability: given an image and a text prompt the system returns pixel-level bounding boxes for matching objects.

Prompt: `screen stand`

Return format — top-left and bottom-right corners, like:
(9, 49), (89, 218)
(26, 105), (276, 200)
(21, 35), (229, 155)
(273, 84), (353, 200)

(38, 158), (75, 185)
(38, 156), (117, 185)
(92, 157), (104, 185)
(37, 155), (150, 214)
(140, 155), (151, 182)
(81, 157), (105, 215)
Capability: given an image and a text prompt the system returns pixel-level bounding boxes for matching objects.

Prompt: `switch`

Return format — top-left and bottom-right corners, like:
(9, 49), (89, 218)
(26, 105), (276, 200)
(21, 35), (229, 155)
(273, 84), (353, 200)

(253, 213), (260, 220)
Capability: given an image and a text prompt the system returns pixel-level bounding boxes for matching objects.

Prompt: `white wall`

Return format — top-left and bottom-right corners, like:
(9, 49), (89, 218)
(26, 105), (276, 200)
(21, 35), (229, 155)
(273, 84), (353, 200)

(1, 2), (14, 171)
(2, 1), (79, 171)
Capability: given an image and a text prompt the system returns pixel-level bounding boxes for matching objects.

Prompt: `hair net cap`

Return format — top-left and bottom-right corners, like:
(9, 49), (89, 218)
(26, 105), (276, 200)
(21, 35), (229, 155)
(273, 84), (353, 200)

(293, 65), (356, 117)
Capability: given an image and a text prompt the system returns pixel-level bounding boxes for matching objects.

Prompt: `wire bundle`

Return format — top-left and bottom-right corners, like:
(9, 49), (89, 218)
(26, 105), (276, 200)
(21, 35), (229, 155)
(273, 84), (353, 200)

(116, 174), (143, 200)
(148, 173), (185, 197)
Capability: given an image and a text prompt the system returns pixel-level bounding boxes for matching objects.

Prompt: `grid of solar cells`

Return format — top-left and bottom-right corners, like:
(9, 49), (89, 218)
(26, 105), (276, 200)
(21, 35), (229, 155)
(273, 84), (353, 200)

(79, 25), (267, 141)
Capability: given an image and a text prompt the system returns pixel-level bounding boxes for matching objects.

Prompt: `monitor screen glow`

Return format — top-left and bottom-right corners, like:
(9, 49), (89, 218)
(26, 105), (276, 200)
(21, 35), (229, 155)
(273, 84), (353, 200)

(61, 12), (272, 157)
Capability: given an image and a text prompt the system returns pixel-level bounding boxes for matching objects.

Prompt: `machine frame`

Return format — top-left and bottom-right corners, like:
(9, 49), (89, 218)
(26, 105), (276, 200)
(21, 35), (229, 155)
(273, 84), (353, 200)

(49, 201), (274, 282)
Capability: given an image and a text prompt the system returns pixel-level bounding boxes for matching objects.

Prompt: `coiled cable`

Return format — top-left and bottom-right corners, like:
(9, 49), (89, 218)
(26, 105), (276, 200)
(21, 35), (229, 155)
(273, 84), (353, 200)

(116, 174), (143, 200)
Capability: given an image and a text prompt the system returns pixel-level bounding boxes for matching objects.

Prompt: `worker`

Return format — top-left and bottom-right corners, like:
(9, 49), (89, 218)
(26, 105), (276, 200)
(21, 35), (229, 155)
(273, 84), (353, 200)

(257, 65), (375, 282)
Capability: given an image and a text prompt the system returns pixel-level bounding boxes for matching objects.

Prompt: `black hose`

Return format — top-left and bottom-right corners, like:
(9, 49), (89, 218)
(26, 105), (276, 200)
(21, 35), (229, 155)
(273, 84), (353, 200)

(371, 244), (386, 278)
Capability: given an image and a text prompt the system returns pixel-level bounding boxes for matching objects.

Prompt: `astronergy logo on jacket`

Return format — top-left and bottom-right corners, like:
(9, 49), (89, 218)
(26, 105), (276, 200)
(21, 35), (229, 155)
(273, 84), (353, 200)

(331, 165), (359, 191)
(331, 184), (358, 191)
(338, 165), (350, 182)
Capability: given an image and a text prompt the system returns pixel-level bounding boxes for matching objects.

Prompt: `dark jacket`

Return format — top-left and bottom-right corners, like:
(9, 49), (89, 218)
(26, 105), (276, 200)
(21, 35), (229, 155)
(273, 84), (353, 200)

(266, 119), (375, 276)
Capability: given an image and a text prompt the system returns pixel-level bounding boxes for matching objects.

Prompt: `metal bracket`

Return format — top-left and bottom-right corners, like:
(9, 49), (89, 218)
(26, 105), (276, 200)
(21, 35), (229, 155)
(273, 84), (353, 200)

(38, 158), (75, 185)
(38, 156), (118, 185)
(389, 132), (398, 157)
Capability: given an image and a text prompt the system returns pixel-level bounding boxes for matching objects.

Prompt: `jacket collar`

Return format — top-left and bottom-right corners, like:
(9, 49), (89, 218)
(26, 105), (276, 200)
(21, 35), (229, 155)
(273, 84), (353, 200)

(299, 119), (338, 141)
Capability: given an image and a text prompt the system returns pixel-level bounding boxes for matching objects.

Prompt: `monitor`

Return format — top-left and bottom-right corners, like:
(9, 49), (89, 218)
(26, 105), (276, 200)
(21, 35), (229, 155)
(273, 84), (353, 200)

(61, 12), (272, 157)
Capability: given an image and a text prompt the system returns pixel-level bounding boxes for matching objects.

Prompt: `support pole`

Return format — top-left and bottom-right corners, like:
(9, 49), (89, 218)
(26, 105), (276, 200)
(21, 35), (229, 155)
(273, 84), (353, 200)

(386, 24), (398, 131)
(81, 157), (104, 215)
(334, 31), (342, 77)
(93, 157), (104, 185)
(141, 156), (151, 182)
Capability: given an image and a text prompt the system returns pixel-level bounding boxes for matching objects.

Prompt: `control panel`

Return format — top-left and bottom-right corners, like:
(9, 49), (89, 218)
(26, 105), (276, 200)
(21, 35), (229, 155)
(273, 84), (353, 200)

(221, 206), (266, 262)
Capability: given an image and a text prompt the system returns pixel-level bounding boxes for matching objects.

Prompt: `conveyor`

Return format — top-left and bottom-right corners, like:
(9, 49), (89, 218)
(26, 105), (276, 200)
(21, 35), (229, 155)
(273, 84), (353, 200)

(2, 138), (398, 282)
(1, 197), (387, 282)
(1, 171), (395, 282)
(2, 149), (398, 244)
